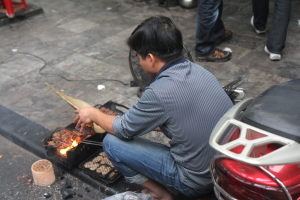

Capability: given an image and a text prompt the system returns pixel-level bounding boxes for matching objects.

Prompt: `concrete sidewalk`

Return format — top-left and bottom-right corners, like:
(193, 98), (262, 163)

(0, 0), (300, 199)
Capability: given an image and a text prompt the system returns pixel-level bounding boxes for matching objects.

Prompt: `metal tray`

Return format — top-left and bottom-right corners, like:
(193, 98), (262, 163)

(79, 150), (122, 185)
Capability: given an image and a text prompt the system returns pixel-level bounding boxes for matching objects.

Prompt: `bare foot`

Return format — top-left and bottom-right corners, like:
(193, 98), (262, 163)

(142, 180), (173, 200)
(141, 188), (150, 194)
(141, 188), (160, 199)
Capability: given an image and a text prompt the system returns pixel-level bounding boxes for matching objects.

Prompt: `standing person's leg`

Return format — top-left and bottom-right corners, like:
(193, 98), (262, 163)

(212, 1), (233, 46)
(103, 134), (205, 199)
(195, 0), (223, 55)
(251, 0), (269, 33)
(195, 0), (232, 62)
(210, 1), (231, 45)
(266, 0), (291, 54)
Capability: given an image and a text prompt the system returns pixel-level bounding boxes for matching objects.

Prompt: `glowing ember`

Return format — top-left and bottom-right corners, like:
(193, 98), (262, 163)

(72, 140), (78, 147)
(58, 140), (79, 157)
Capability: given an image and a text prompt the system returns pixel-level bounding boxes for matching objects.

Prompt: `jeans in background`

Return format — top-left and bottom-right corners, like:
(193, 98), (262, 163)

(195, 0), (225, 55)
(252, 0), (292, 54)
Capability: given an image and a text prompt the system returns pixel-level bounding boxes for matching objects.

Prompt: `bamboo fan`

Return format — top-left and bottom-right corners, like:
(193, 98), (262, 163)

(46, 83), (105, 133)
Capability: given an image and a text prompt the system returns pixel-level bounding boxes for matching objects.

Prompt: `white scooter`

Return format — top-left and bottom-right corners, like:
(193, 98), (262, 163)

(209, 79), (300, 200)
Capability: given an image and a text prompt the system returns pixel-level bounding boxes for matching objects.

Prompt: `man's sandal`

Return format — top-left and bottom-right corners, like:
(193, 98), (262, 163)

(196, 48), (232, 62)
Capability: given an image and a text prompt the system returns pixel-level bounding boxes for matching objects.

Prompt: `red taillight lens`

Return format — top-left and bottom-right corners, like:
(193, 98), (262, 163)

(217, 124), (284, 157)
(213, 158), (300, 200)
(217, 124), (241, 145)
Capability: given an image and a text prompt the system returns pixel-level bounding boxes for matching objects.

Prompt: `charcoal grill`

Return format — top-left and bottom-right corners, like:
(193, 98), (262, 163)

(44, 125), (103, 170)
(44, 101), (128, 184)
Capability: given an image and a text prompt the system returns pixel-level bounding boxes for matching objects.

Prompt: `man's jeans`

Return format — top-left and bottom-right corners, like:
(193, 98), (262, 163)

(252, 0), (291, 54)
(195, 0), (225, 55)
(103, 134), (211, 198)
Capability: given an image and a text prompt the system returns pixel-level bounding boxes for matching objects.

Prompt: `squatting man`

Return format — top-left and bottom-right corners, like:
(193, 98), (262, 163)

(74, 15), (232, 200)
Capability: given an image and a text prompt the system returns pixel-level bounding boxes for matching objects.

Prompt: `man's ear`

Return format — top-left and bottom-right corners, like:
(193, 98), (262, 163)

(147, 53), (154, 61)
(147, 53), (157, 67)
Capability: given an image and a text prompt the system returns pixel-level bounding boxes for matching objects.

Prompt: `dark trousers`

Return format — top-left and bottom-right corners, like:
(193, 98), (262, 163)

(195, 0), (225, 56)
(252, 0), (291, 54)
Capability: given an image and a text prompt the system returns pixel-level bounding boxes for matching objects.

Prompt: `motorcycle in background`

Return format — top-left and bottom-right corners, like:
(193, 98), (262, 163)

(128, 48), (245, 102)
(209, 79), (300, 200)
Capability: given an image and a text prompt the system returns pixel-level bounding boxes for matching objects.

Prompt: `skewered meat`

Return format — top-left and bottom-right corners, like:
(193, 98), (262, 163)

(47, 126), (94, 148)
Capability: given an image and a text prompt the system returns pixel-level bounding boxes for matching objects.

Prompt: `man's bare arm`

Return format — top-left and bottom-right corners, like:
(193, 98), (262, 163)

(74, 107), (117, 134)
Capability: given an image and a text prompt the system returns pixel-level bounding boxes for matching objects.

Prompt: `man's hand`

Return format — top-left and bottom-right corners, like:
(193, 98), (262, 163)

(74, 107), (99, 131)
(74, 107), (117, 134)
(154, 127), (162, 132)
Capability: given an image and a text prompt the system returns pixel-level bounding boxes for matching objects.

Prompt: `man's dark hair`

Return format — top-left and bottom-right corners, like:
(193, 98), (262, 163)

(127, 16), (183, 62)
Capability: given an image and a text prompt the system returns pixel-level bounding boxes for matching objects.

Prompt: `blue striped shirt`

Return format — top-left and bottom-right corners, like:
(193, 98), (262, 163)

(113, 56), (233, 188)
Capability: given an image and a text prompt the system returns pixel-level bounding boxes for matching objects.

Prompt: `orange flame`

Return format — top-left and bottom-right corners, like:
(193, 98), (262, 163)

(72, 140), (79, 147)
(58, 140), (79, 157)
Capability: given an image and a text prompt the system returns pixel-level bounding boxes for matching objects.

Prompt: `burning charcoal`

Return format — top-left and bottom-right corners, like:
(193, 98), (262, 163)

(43, 193), (51, 199)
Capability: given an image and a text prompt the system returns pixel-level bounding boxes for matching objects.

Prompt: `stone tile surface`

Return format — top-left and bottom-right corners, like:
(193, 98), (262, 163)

(58, 18), (98, 33)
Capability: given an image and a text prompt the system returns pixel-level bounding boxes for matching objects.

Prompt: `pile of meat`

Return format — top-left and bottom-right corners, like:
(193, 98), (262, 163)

(47, 129), (80, 148)
(83, 152), (118, 179)
(47, 106), (118, 148)
(48, 128), (90, 149)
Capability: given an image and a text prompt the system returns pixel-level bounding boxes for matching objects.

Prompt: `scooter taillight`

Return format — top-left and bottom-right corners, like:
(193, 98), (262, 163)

(216, 123), (286, 159)
(212, 158), (300, 200)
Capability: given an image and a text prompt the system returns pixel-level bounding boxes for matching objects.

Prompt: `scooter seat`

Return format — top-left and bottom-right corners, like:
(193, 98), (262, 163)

(241, 79), (300, 143)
